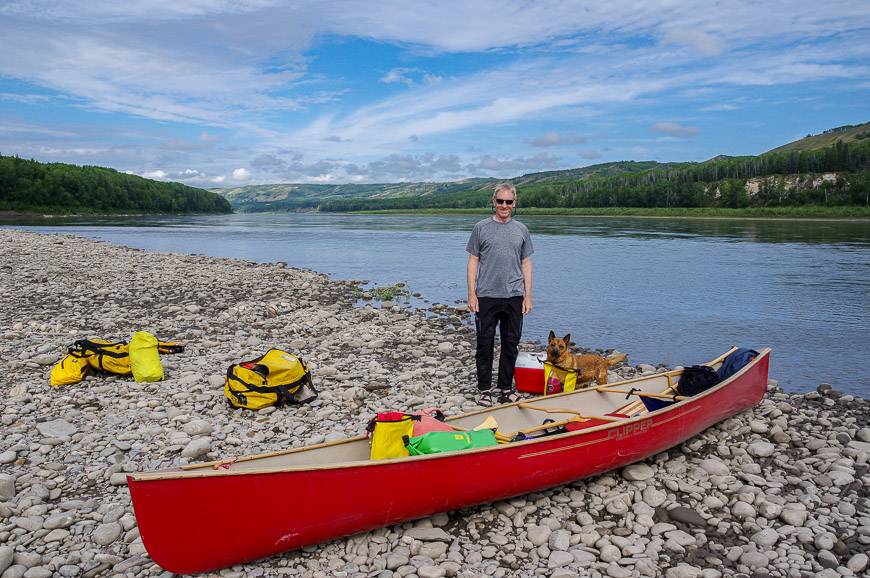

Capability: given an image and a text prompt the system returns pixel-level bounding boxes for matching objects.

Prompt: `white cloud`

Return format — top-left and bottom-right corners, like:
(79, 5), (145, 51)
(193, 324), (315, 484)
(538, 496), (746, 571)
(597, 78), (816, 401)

(380, 67), (442, 87)
(525, 131), (587, 147)
(701, 103), (739, 111)
(0, 121), (76, 137)
(651, 122), (699, 138)
(380, 68), (417, 86)
(0, 92), (53, 104)
(231, 167), (251, 181)
(211, 175), (226, 183)
(142, 169), (168, 179)
(661, 30), (724, 56)
(466, 152), (561, 173)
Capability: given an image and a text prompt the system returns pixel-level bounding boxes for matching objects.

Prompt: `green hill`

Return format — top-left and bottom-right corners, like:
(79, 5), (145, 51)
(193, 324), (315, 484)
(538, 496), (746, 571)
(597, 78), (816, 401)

(767, 122), (870, 154)
(0, 155), (231, 214)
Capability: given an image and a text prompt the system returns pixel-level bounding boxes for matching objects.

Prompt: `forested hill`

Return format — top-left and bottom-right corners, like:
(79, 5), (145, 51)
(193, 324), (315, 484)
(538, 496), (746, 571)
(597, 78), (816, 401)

(766, 122), (870, 154)
(0, 155), (232, 214)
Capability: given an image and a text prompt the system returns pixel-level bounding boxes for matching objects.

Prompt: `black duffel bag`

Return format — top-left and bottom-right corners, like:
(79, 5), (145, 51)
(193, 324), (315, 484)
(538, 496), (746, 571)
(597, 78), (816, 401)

(677, 365), (721, 396)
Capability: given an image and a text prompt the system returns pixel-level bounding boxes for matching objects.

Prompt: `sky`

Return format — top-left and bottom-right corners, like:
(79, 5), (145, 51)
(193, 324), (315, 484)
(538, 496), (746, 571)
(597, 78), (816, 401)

(1, 1), (869, 187)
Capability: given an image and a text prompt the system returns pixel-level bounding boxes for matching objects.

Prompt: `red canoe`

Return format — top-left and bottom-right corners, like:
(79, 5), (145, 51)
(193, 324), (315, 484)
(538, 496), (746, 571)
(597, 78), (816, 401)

(127, 347), (770, 574)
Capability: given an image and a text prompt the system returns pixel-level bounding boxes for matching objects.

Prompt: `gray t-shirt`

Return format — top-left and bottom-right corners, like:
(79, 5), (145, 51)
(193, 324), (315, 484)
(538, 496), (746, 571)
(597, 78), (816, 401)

(466, 217), (534, 298)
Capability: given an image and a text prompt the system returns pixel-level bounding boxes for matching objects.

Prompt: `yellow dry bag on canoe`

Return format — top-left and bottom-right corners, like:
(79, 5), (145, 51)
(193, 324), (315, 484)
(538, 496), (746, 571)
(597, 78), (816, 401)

(366, 412), (417, 460)
(543, 362), (577, 395)
(224, 349), (317, 410)
(49, 354), (90, 387)
(129, 331), (164, 382)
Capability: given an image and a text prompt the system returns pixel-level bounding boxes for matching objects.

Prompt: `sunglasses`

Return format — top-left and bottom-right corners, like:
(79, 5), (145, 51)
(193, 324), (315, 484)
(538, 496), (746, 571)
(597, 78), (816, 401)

(494, 198), (515, 206)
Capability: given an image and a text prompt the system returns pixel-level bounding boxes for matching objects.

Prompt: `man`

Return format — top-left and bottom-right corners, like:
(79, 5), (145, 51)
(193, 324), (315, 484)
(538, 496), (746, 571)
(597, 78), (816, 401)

(466, 182), (533, 406)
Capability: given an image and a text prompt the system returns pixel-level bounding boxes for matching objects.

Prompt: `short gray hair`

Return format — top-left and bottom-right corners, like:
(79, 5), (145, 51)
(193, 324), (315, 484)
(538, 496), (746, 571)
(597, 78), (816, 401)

(493, 182), (516, 199)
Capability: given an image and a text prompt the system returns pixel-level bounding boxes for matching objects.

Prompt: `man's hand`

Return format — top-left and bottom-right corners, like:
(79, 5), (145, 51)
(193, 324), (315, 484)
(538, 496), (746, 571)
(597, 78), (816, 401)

(467, 254), (479, 313)
(522, 295), (532, 315)
(521, 257), (532, 315)
(468, 293), (479, 313)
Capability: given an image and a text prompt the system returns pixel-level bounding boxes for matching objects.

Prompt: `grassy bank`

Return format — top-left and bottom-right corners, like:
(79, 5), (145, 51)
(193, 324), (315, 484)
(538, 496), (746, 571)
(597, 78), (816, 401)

(352, 205), (870, 219)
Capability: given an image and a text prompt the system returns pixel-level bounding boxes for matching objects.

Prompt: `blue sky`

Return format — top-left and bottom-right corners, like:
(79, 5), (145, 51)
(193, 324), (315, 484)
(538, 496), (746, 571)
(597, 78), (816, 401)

(1, 1), (869, 186)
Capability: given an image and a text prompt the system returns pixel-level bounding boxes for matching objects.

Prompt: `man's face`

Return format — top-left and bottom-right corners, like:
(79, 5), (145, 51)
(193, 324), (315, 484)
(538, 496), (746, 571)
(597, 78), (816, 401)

(493, 191), (515, 218)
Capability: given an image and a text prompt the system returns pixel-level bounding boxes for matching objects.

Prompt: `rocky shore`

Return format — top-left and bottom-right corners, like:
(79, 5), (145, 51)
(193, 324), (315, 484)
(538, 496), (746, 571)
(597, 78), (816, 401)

(0, 229), (868, 578)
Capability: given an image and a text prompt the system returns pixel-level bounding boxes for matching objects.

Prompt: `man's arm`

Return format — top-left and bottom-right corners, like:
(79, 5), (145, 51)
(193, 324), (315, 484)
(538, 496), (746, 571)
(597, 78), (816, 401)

(521, 257), (532, 315)
(467, 254), (479, 313)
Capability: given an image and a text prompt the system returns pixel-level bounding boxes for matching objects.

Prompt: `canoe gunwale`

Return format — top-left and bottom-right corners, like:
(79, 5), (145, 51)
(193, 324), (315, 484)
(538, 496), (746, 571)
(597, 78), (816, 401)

(129, 347), (765, 483)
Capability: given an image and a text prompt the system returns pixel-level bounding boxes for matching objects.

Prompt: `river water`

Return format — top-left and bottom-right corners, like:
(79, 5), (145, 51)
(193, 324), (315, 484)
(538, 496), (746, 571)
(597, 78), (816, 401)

(6, 213), (870, 396)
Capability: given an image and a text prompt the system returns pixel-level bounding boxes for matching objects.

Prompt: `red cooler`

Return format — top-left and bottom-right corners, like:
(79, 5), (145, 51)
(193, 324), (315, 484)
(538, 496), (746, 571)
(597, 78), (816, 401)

(514, 352), (546, 394)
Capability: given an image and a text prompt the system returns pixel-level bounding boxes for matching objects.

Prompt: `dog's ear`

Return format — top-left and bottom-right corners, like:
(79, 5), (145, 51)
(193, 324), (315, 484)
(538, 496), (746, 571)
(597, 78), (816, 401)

(548, 330), (556, 341)
(563, 334), (571, 346)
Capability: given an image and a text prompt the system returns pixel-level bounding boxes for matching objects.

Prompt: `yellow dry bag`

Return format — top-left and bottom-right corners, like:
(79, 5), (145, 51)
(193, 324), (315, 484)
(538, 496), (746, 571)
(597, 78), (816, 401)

(366, 412), (417, 460)
(224, 349), (317, 410)
(543, 362), (578, 395)
(49, 354), (90, 387)
(129, 331), (164, 382)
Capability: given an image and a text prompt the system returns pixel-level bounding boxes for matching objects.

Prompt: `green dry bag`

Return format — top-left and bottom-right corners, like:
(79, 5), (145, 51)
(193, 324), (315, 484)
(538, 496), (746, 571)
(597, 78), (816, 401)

(405, 430), (497, 456)
(129, 331), (164, 382)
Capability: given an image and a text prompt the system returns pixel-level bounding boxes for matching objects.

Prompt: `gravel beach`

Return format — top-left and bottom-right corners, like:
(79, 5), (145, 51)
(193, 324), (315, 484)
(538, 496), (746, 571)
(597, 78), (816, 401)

(1, 229), (868, 578)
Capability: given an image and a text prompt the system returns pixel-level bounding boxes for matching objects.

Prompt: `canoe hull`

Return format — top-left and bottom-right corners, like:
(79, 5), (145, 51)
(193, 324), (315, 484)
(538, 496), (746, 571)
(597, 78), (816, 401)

(128, 350), (769, 574)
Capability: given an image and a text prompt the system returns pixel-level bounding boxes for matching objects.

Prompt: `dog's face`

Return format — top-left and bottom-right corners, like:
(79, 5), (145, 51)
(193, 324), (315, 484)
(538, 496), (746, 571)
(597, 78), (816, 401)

(546, 331), (572, 363)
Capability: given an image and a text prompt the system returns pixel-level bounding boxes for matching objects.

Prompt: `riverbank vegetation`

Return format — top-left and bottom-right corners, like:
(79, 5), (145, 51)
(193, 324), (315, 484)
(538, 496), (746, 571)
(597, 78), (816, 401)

(0, 155), (232, 214)
(353, 282), (411, 302)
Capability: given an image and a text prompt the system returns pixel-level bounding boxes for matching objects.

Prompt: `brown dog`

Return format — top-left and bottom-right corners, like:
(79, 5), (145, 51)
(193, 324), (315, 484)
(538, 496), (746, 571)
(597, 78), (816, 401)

(546, 331), (627, 387)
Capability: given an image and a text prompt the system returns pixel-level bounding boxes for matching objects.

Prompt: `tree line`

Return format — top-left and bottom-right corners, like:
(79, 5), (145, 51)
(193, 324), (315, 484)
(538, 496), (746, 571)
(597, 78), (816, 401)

(0, 155), (232, 214)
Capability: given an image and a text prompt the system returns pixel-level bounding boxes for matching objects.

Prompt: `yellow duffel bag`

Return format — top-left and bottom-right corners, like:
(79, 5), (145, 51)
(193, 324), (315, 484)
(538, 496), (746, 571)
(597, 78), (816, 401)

(71, 338), (132, 375)
(224, 349), (317, 410)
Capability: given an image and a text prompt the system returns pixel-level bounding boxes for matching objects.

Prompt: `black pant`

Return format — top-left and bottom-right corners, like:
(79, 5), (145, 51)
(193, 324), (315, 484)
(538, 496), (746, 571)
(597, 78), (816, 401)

(475, 296), (523, 391)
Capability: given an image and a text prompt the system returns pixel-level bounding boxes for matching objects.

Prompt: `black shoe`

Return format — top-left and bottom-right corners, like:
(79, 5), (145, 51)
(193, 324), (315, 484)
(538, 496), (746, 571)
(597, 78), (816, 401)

(499, 390), (522, 404)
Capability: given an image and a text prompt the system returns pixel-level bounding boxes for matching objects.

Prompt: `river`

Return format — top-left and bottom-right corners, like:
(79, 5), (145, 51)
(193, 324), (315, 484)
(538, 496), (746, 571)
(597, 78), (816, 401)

(6, 212), (869, 396)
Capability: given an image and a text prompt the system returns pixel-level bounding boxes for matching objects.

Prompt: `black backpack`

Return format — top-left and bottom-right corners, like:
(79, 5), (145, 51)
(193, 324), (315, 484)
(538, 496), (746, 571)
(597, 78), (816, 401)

(677, 365), (721, 396)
